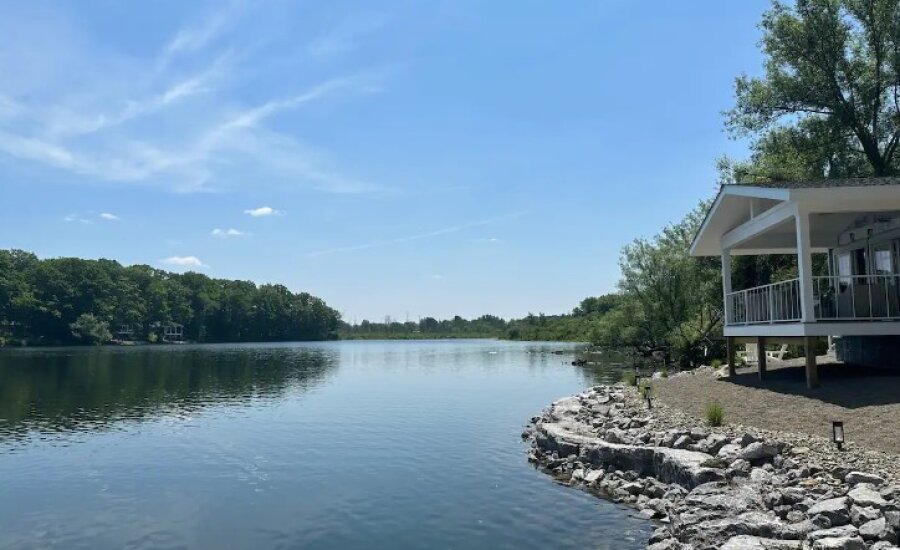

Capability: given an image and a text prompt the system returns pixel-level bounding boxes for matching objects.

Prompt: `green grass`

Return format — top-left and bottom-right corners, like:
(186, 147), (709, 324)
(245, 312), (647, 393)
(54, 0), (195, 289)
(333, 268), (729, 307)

(622, 371), (637, 387)
(705, 402), (725, 427)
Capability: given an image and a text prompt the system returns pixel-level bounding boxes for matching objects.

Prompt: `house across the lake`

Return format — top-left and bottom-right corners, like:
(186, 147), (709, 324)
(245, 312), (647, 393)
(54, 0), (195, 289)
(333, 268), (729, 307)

(691, 177), (900, 388)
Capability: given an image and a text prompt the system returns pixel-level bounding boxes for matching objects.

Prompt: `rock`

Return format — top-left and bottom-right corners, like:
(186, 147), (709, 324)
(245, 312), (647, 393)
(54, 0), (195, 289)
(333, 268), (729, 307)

(859, 517), (898, 543)
(720, 535), (801, 549)
(647, 539), (684, 550)
(808, 497), (851, 527)
(741, 433), (761, 446)
(751, 468), (773, 484)
(849, 485), (887, 508)
(885, 510), (900, 530)
(846, 471), (886, 486)
(673, 435), (693, 449)
(685, 511), (785, 545)
(719, 443), (743, 460)
(870, 542), (900, 550)
(699, 433), (730, 455)
(807, 525), (860, 541)
(739, 442), (779, 461)
(684, 482), (764, 515)
(810, 536), (867, 550)
(850, 505), (881, 526)
(584, 470), (603, 484)
(605, 427), (629, 444)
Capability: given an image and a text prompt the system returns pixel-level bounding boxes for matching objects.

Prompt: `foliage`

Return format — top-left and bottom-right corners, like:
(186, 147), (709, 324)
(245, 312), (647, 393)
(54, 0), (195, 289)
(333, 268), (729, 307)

(622, 371), (638, 387)
(592, 202), (724, 366)
(0, 250), (341, 345)
(711, 359), (723, 369)
(705, 402), (725, 427)
(69, 313), (111, 345)
(724, 0), (900, 180)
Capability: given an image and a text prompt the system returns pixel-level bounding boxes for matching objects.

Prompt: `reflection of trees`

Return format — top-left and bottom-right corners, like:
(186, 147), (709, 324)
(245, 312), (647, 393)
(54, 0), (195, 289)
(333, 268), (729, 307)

(0, 346), (337, 441)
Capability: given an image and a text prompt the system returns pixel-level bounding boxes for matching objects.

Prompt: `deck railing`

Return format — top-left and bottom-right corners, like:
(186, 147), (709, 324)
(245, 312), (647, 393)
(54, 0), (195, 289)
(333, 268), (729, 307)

(726, 278), (801, 325)
(727, 275), (900, 325)
(813, 274), (900, 321)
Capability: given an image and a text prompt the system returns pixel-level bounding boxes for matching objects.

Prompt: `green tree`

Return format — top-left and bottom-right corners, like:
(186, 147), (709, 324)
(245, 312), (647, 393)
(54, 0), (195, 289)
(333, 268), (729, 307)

(726, 0), (900, 180)
(70, 313), (112, 345)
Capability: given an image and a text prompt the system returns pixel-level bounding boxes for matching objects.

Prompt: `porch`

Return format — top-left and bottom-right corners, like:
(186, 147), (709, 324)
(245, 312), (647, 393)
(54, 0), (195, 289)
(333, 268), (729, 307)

(690, 178), (900, 388)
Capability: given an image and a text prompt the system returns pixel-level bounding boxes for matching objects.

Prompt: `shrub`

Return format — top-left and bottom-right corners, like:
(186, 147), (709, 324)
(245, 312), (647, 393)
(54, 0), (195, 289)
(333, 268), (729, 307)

(622, 371), (637, 387)
(660, 366), (669, 378)
(705, 402), (725, 427)
(710, 359), (723, 369)
(70, 313), (111, 345)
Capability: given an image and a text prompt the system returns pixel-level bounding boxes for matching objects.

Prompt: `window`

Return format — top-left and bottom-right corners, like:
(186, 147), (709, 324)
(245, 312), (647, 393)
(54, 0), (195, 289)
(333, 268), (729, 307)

(836, 252), (852, 286)
(874, 244), (894, 276)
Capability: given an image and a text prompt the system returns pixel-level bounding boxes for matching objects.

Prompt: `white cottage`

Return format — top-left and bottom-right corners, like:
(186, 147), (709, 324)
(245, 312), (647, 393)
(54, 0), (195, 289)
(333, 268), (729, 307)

(691, 177), (900, 388)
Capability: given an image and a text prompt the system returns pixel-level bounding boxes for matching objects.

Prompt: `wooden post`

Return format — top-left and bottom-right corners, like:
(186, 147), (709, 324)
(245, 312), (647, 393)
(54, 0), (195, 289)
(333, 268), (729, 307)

(804, 336), (819, 389)
(726, 336), (736, 377)
(795, 208), (816, 323)
(757, 336), (767, 381)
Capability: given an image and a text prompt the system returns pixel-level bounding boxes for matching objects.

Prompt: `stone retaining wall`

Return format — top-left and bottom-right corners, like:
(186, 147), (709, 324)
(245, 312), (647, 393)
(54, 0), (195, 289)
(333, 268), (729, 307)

(525, 384), (900, 549)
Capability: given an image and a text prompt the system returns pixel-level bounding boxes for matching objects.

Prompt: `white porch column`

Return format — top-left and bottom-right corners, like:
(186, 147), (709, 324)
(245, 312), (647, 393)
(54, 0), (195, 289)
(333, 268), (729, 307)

(795, 207), (816, 323)
(721, 248), (732, 325)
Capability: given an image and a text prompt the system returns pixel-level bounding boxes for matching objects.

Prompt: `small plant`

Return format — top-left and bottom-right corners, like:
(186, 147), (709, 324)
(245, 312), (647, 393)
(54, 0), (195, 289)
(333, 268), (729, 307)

(710, 359), (723, 369)
(705, 402), (725, 427)
(660, 366), (669, 378)
(622, 371), (637, 387)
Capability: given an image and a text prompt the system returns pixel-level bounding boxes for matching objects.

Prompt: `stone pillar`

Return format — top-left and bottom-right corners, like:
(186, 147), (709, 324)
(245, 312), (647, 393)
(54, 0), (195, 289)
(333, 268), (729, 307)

(726, 336), (736, 377)
(757, 336), (767, 380)
(804, 336), (819, 389)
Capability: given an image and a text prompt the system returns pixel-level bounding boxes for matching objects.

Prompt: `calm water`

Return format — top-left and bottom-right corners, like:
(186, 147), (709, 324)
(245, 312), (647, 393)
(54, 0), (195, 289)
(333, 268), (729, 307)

(0, 340), (650, 550)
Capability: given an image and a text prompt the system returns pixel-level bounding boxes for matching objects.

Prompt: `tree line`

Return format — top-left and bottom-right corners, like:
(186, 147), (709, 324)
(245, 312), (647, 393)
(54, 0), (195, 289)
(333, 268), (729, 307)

(0, 250), (341, 345)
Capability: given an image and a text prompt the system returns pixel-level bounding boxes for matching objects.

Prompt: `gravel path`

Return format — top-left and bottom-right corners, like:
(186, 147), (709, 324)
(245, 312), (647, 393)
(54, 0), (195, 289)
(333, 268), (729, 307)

(655, 359), (900, 455)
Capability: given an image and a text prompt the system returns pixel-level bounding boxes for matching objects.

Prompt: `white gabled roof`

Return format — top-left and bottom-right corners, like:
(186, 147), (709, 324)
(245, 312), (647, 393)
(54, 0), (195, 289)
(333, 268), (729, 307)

(690, 178), (900, 257)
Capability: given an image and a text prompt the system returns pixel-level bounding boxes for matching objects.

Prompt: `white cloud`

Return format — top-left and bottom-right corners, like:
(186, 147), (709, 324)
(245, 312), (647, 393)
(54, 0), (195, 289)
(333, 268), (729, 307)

(63, 213), (92, 224)
(244, 206), (283, 217)
(99, 212), (120, 221)
(160, 255), (207, 268)
(211, 228), (249, 237)
(0, 4), (388, 194)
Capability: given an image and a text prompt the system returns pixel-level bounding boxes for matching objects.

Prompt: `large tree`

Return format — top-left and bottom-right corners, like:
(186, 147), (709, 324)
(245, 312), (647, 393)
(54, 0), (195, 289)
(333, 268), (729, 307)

(726, 0), (900, 181)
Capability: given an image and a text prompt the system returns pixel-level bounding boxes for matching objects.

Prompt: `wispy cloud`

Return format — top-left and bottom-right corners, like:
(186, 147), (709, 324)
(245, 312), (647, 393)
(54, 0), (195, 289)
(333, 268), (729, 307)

(99, 212), (120, 221)
(308, 14), (388, 60)
(211, 228), (250, 237)
(244, 206), (283, 217)
(161, 255), (207, 268)
(308, 211), (528, 257)
(63, 212), (92, 224)
(0, 4), (389, 194)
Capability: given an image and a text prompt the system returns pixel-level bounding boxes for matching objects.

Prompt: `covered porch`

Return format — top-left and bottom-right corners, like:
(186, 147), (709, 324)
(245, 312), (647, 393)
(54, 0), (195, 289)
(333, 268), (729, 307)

(691, 179), (900, 388)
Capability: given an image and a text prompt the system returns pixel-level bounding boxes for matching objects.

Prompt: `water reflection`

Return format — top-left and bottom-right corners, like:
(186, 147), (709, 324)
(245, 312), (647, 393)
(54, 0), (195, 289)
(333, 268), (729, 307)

(0, 345), (337, 442)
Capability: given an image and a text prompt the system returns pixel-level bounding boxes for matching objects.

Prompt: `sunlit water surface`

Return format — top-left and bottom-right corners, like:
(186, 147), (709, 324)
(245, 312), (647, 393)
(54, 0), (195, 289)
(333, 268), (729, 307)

(0, 340), (650, 549)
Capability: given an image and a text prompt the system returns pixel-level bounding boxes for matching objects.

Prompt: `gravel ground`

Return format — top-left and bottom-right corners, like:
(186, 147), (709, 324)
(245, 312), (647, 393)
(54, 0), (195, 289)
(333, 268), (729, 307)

(655, 359), (900, 456)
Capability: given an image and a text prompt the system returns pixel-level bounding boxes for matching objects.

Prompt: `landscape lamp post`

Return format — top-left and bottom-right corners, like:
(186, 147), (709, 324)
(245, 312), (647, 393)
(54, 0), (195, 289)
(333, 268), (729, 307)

(644, 388), (652, 409)
(832, 421), (844, 451)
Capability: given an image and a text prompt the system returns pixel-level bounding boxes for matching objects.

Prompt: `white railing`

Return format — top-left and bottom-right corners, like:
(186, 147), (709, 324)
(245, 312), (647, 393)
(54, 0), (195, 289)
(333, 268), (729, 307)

(726, 275), (900, 325)
(813, 274), (900, 321)
(726, 278), (801, 325)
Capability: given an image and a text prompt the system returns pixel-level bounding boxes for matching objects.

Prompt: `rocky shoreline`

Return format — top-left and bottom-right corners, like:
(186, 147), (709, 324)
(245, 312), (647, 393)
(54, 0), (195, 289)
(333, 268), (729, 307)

(525, 379), (900, 549)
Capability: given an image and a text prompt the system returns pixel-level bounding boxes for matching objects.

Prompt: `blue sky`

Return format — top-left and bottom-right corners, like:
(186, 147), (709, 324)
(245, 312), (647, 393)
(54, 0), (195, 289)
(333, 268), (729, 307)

(0, 0), (768, 322)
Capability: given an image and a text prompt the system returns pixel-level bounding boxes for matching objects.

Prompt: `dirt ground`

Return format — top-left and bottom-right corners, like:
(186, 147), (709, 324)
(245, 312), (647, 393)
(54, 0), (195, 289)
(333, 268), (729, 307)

(655, 359), (900, 455)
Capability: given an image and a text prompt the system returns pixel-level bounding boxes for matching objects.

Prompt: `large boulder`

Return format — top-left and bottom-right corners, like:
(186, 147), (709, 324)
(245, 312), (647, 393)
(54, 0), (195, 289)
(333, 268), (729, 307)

(849, 485), (887, 508)
(808, 497), (851, 527)
(721, 535), (801, 549)
(739, 441), (779, 461)
(845, 471), (886, 486)
(811, 536), (867, 550)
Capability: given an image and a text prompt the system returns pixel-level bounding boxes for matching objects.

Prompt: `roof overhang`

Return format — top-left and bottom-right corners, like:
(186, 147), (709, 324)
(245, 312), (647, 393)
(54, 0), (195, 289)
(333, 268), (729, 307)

(690, 184), (900, 257)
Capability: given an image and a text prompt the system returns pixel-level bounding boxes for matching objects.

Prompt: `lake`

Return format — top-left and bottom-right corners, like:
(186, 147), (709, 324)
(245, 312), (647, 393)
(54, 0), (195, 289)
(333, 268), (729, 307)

(0, 340), (651, 549)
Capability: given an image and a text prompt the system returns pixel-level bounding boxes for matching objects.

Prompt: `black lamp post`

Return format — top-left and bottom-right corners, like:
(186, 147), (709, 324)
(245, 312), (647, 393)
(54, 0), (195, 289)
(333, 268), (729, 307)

(832, 421), (845, 451)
